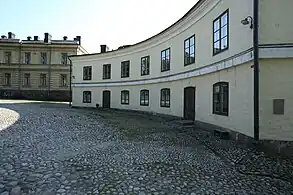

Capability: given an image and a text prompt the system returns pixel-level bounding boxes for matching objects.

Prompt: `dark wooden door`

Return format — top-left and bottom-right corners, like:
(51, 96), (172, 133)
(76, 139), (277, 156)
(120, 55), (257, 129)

(184, 87), (195, 120)
(103, 90), (111, 108)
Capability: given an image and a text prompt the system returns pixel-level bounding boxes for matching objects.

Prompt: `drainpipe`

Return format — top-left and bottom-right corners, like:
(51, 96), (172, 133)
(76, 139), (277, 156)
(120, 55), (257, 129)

(68, 57), (72, 107)
(253, 0), (260, 141)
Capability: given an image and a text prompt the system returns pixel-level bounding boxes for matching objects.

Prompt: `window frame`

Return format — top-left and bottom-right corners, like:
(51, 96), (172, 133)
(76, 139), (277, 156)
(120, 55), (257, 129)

(24, 52), (31, 64)
(60, 74), (67, 87)
(4, 73), (11, 86)
(61, 53), (68, 65)
(213, 82), (229, 116)
(103, 64), (111, 80)
(40, 73), (47, 87)
(160, 88), (170, 108)
(4, 51), (11, 64)
(213, 9), (229, 55)
(140, 89), (149, 106)
(121, 90), (129, 105)
(23, 73), (30, 87)
(161, 48), (171, 72)
(121, 60), (130, 78)
(41, 52), (47, 65)
(83, 66), (92, 80)
(141, 56), (150, 76)
(184, 35), (195, 66)
(83, 91), (91, 103)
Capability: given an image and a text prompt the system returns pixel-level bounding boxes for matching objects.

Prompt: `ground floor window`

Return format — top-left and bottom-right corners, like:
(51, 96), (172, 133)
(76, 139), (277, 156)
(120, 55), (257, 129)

(213, 82), (229, 116)
(140, 90), (149, 106)
(121, 90), (129, 105)
(160, 88), (170, 107)
(83, 91), (91, 103)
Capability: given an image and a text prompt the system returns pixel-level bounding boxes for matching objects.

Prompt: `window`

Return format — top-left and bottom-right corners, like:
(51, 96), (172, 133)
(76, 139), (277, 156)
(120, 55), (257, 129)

(161, 48), (170, 72)
(141, 56), (150, 76)
(184, 35), (195, 65)
(40, 74), (47, 87)
(83, 91), (91, 103)
(140, 90), (149, 106)
(41, 52), (47, 64)
(60, 74), (67, 87)
(4, 73), (11, 86)
(61, 53), (68, 65)
(4, 52), (11, 64)
(121, 90), (129, 105)
(25, 52), (31, 64)
(213, 10), (229, 55)
(160, 88), (170, 107)
(23, 73), (30, 87)
(103, 64), (111, 79)
(83, 66), (92, 80)
(213, 82), (229, 116)
(121, 61), (130, 78)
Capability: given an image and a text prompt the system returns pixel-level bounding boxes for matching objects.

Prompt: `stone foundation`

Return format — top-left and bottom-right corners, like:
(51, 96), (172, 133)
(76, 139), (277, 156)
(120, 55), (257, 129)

(194, 120), (293, 156)
(0, 89), (70, 102)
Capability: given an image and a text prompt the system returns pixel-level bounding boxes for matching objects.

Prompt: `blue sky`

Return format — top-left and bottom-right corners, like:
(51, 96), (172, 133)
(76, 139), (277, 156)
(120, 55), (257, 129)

(0, 0), (197, 53)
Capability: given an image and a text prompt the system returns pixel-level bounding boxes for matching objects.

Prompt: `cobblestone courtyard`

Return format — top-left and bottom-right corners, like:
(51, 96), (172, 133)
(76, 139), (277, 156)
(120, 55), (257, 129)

(0, 100), (293, 195)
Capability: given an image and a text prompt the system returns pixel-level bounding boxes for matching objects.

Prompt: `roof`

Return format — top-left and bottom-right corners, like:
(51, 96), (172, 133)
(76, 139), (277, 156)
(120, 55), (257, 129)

(69, 0), (205, 58)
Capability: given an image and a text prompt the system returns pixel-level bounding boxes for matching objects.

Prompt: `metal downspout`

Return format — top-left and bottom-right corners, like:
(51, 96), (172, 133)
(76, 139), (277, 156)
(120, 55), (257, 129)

(253, 0), (260, 141)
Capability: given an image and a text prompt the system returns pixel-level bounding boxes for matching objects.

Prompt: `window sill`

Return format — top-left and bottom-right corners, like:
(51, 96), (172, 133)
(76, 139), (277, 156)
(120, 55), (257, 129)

(121, 103), (129, 105)
(213, 48), (229, 56)
(141, 74), (150, 76)
(160, 105), (170, 108)
(161, 69), (170, 73)
(213, 112), (229, 116)
(103, 78), (111, 80)
(121, 76), (130, 78)
(140, 104), (149, 106)
(83, 101), (91, 103)
(184, 62), (195, 66)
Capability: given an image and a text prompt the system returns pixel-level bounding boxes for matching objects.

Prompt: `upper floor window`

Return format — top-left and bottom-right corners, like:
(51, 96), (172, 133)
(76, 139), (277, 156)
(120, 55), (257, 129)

(213, 10), (229, 55)
(161, 48), (170, 72)
(25, 52), (31, 64)
(140, 90), (149, 106)
(121, 90), (129, 105)
(60, 74), (67, 87)
(4, 73), (11, 86)
(103, 64), (111, 79)
(184, 35), (195, 66)
(23, 73), (30, 87)
(40, 74), (47, 87)
(61, 53), (68, 65)
(160, 88), (170, 107)
(121, 60), (130, 78)
(4, 51), (11, 64)
(83, 66), (92, 80)
(41, 52), (47, 65)
(213, 82), (229, 116)
(141, 56), (150, 76)
(83, 91), (91, 103)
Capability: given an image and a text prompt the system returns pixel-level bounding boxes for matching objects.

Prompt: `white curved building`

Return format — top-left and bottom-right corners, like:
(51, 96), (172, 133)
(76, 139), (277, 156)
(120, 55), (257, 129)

(69, 0), (293, 145)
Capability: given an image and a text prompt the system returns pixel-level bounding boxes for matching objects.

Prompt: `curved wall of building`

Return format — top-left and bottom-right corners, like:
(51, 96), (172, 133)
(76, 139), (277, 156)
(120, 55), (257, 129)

(71, 0), (293, 141)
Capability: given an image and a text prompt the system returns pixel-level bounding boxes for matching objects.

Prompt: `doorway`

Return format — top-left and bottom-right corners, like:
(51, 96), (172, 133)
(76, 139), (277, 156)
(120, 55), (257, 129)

(184, 87), (195, 120)
(103, 90), (111, 108)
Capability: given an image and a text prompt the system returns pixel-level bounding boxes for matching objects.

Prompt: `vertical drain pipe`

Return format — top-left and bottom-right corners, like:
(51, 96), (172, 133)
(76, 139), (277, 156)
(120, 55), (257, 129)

(253, 0), (260, 141)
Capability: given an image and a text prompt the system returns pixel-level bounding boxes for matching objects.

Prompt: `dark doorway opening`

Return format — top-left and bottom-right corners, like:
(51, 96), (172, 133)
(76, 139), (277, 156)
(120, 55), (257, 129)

(103, 90), (111, 108)
(184, 87), (195, 120)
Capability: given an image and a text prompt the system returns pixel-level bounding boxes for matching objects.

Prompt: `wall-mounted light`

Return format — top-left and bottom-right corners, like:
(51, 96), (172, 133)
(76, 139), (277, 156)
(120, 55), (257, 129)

(72, 76), (75, 79)
(241, 16), (254, 29)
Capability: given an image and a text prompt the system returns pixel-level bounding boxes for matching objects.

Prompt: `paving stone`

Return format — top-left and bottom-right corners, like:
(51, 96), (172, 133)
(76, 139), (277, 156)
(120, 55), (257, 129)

(0, 101), (292, 195)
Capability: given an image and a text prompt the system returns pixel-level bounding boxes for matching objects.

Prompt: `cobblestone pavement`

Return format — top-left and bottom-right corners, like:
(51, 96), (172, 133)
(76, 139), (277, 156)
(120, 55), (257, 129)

(0, 100), (293, 195)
